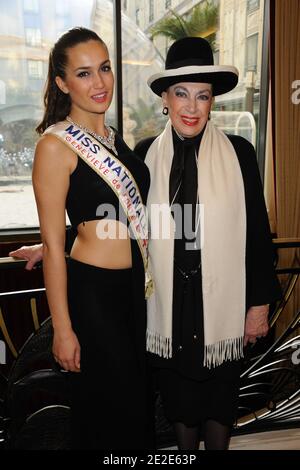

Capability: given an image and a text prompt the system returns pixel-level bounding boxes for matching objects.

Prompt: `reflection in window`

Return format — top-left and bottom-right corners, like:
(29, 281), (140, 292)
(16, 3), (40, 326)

(149, 0), (154, 23)
(136, 8), (140, 26)
(25, 28), (42, 46)
(247, 0), (260, 13)
(213, 50), (219, 66)
(23, 0), (39, 13)
(55, 0), (70, 16)
(0, 0), (113, 229)
(27, 60), (43, 78)
(246, 34), (258, 72)
(56, 16), (70, 35)
(0, 80), (5, 104)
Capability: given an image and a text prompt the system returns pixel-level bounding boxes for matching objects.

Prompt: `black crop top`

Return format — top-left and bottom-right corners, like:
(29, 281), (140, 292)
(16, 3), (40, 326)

(66, 132), (150, 229)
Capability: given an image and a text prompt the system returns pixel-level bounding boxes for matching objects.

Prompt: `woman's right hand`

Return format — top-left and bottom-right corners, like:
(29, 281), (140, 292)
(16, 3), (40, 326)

(53, 329), (81, 372)
(9, 243), (43, 270)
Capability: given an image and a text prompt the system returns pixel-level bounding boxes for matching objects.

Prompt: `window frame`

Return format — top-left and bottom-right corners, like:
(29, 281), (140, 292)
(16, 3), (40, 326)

(256, 0), (270, 182)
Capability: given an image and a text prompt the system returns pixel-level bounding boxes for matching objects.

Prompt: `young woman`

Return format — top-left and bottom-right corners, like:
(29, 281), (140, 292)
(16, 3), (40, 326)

(28, 27), (152, 450)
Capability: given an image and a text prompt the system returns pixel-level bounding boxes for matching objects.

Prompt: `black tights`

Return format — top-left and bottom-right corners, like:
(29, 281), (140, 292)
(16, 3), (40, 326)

(173, 419), (231, 450)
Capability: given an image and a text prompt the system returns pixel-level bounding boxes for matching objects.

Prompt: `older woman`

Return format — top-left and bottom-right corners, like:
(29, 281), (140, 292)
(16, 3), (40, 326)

(15, 27), (151, 450)
(134, 37), (281, 450)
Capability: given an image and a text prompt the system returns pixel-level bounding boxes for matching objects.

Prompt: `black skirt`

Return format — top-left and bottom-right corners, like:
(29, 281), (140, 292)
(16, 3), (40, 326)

(150, 264), (242, 427)
(156, 362), (241, 427)
(67, 257), (150, 449)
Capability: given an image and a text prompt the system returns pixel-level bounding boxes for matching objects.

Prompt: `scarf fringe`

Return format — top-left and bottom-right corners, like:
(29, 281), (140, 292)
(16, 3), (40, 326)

(146, 330), (172, 358)
(204, 336), (244, 369)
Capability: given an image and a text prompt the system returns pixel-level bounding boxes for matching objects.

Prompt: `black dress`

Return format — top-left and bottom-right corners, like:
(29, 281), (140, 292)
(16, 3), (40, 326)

(134, 130), (281, 427)
(65, 132), (152, 449)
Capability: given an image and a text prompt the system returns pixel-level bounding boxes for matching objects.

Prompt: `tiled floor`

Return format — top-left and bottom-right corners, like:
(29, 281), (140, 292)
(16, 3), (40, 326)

(165, 428), (300, 450)
(228, 428), (300, 450)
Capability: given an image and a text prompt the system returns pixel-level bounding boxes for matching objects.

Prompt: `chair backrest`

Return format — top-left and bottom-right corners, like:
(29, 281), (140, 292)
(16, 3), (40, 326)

(11, 405), (70, 450)
(4, 317), (70, 448)
(7, 317), (55, 395)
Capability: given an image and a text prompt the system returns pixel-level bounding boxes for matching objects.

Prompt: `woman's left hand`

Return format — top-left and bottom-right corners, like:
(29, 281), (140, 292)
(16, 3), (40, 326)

(243, 305), (269, 346)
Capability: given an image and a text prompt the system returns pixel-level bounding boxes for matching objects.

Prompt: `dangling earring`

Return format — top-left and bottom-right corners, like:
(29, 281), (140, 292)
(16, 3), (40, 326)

(162, 106), (169, 115)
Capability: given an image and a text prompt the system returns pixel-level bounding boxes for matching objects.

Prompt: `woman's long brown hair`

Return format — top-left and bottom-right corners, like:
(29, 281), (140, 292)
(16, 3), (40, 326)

(36, 27), (106, 135)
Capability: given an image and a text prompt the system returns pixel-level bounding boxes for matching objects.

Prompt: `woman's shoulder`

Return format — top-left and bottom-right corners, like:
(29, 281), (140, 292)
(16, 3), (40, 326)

(36, 132), (73, 154)
(226, 133), (256, 156)
(35, 132), (76, 170)
(37, 131), (62, 147)
(225, 133), (263, 192)
(225, 133), (258, 170)
(134, 136), (157, 161)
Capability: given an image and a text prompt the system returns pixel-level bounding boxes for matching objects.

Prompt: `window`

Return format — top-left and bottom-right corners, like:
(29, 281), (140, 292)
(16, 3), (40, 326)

(135, 8), (140, 26)
(56, 17), (70, 34)
(149, 0), (154, 22)
(0, 80), (6, 105)
(123, 0), (127, 10)
(213, 49), (220, 66)
(27, 60), (43, 78)
(165, 0), (172, 8)
(25, 28), (42, 46)
(247, 0), (260, 13)
(246, 34), (258, 72)
(0, 0), (115, 230)
(23, 0), (39, 13)
(55, 0), (70, 16)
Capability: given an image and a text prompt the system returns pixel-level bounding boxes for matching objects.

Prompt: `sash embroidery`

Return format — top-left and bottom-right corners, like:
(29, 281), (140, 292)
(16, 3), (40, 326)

(44, 120), (154, 299)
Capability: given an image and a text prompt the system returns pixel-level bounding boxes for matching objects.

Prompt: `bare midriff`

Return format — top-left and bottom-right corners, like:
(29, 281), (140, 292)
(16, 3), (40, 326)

(70, 219), (132, 269)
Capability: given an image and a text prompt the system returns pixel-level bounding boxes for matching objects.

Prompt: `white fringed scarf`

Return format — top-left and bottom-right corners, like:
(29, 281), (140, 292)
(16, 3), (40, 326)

(145, 120), (246, 368)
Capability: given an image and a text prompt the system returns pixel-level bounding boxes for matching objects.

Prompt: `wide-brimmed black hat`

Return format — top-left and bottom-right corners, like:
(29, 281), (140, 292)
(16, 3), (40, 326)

(148, 37), (238, 97)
